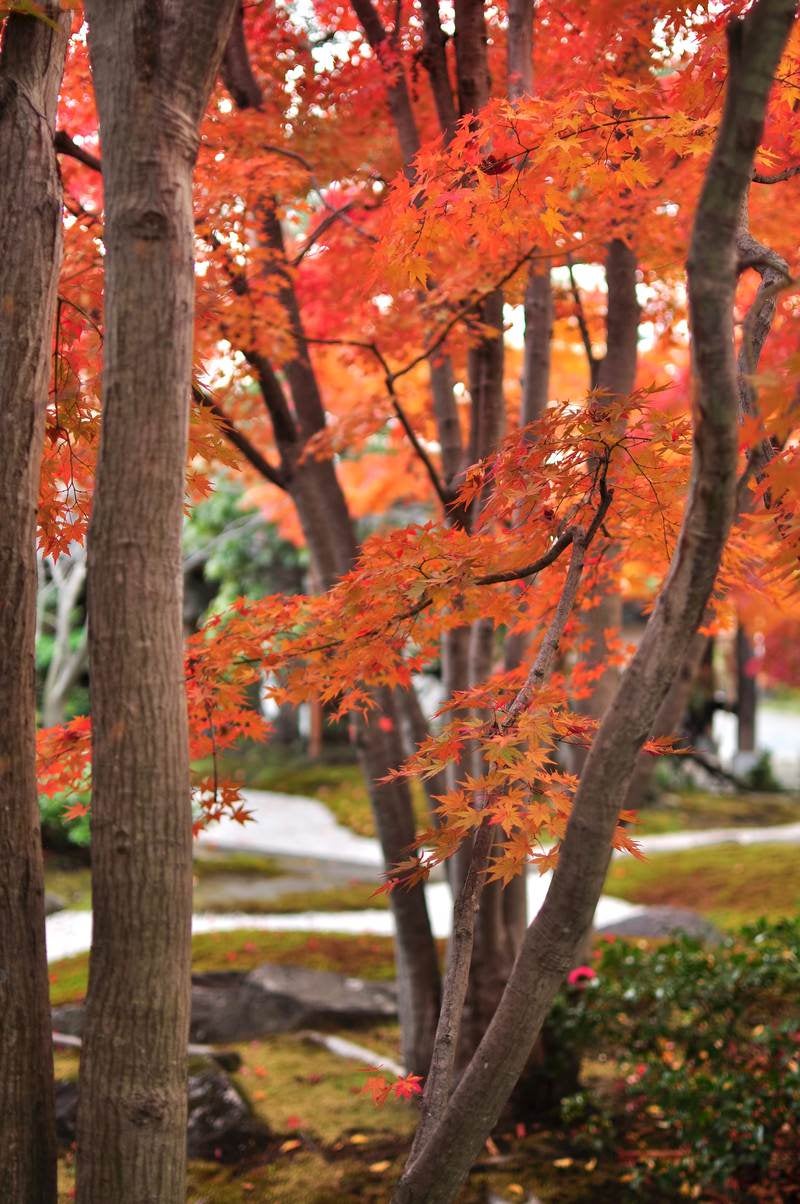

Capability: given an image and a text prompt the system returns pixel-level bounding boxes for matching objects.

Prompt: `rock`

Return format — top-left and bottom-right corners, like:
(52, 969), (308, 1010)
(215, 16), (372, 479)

(51, 1003), (85, 1037)
(595, 905), (722, 943)
(53, 1066), (270, 1164)
(190, 963), (397, 1044)
(45, 892), (66, 916)
(186, 1066), (271, 1163)
(54, 1080), (79, 1147)
(54, 962), (398, 1046)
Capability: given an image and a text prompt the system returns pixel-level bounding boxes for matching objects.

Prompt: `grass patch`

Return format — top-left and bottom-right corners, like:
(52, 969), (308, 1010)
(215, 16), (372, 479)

(199, 881), (389, 916)
(50, 929), (400, 1008)
(193, 851), (283, 878)
(635, 790), (800, 835)
(45, 852), (285, 917)
(607, 842), (800, 927)
(44, 857), (92, 910)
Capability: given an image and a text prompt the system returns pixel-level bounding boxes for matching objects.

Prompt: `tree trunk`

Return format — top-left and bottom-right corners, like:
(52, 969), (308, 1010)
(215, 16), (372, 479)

(76, 5), (236, 1201)
(736, 624), (757, 753)
(521, 268), (552, 425)
(0, 8), (69, 1201)
(623, 630), (709, 808)
(356, 693), (442, 1076)
(507, 0), (533, 99)
(573, 238), (639, 762)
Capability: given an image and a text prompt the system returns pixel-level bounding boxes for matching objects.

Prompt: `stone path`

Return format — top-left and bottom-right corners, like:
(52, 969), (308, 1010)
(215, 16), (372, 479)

(46, 787), (800, 964)
(198, 787), (800, 864)
(45, 877), (644, 963)
(196, 789), (383, 867)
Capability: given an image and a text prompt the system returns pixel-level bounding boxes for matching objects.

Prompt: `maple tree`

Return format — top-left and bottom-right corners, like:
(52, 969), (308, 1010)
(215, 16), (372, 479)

(1, 0), (799, 1199)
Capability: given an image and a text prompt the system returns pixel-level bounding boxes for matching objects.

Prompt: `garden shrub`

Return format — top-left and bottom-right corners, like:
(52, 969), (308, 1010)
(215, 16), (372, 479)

(553, 918), (800, 1200)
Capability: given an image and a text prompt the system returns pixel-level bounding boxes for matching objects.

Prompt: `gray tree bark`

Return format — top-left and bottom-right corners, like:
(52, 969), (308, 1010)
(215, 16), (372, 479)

(0, 7), (69, 1201)
(75, 4), (237, 1201)
(574, 238), (639, 746)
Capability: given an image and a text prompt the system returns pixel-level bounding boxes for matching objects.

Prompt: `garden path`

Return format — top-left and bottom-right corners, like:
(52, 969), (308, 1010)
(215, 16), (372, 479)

(45, 789), (800, 963)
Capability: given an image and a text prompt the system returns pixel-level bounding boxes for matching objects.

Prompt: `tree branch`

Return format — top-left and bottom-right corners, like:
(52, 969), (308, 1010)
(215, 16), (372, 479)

(54, 129), (101, 173)
(567, 256), (600, 388)
(192, 381), (286, 489)
(752, 162), (800, 183)
(220, 2), (263, 110)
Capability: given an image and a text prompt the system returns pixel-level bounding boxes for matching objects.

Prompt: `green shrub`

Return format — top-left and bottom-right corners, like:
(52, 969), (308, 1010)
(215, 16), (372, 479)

(552, 918), (800, 1200)
(40, 789), (91, 851)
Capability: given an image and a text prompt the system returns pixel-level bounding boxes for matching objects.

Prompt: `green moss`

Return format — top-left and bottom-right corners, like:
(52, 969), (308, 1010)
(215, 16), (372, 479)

(50, 929), (400, 1007)
(200, 881), (389, 916)
(43, 857), (92, 911)
(193, 851), (283, 879)
(53, 1049), (80, 1082)
(232, 1032), (415, 1143)
(607, 842), (800, 928)
(44, 852), (285, 920)
(636, 790), (800, 836)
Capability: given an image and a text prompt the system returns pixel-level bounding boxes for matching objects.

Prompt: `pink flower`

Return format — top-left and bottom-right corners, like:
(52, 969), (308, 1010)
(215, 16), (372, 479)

(567, 965), (597, 988)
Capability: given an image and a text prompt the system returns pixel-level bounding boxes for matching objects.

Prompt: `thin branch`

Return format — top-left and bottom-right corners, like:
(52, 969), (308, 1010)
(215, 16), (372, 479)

(567, 255), (600, 387)
(287, 481), (609, 661)
(391, 248), (545, 385)
(291, 201), (358, 265)
(752, 162), (800, 183)
(54, 130), (102, 173)
(192, 381), (287, 489)
(386, 377), (451, 507)
(182, 513), (264, 572)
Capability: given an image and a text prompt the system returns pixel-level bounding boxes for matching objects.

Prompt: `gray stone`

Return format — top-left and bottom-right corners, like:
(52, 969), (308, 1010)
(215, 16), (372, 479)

(595, 905), (722, 943)
(190, 963), (397, 1043)
(54, 1080), (79, 1147)
(45, 892), (65, 916)
(53, 962), (398, 1046)
(54, 1066), (271, 1164)
(186, 1066), (271, 1163)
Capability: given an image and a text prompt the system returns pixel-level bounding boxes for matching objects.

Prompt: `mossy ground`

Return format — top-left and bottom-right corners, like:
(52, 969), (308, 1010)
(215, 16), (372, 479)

(634, 789), (800, 835)
(606, 841), (800, 927)
(49, 930), (401, 1008)
(195, 881), (389, 916)
(55, 1026), (635, 1203)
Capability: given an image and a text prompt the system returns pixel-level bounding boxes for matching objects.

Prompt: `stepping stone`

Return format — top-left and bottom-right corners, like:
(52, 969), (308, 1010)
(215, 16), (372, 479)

(595, 905), (722, 943)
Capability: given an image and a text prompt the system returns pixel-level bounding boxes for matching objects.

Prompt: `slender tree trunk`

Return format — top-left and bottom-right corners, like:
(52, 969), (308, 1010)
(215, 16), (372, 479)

(521, 268), (552, 425)
(0, 8), (69, 1201)
(507, 0), (533, 96)
(736, 625), (757, 753)
(573, 238), (639, 760)
(75, 5), (236, 1201)
(418, 0), (458, 141)
(623, 630), (709, 808)
(252, 205), (442, 1074)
